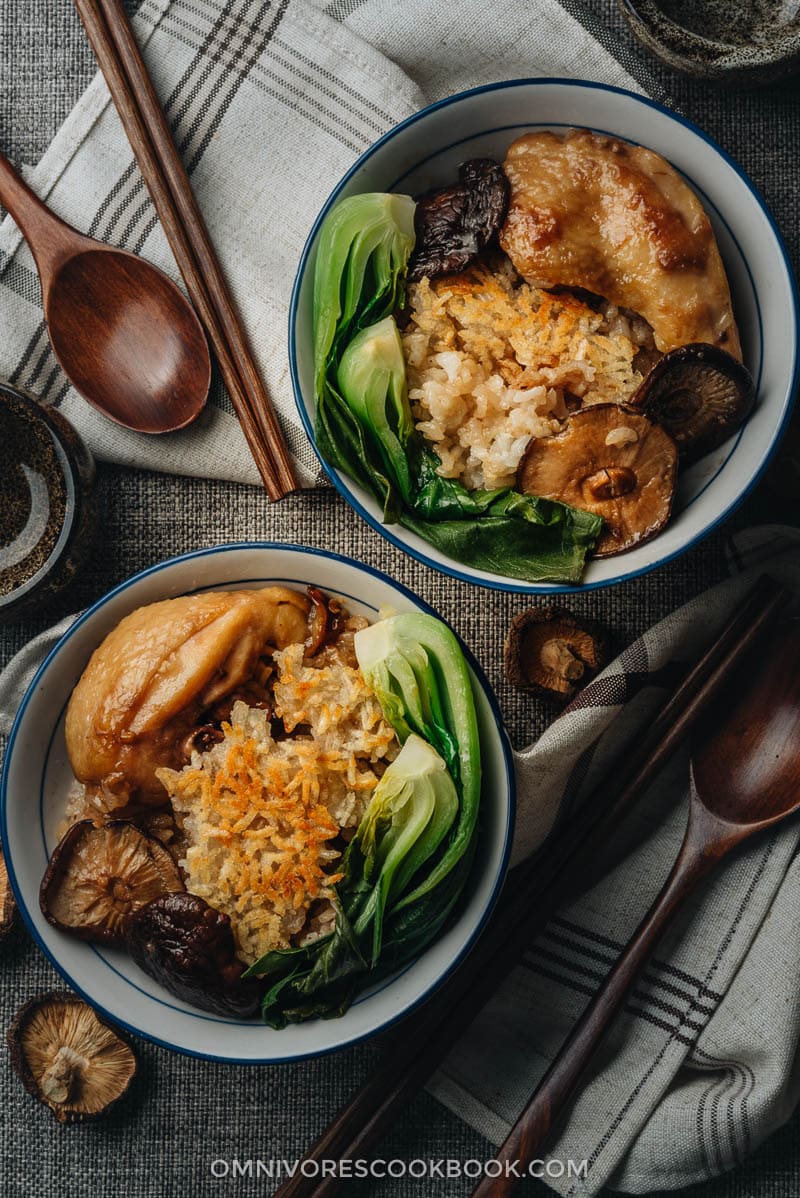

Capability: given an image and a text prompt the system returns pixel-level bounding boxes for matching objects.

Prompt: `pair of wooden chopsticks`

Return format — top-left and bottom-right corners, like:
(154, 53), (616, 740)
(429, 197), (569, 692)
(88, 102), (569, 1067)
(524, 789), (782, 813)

(73, 0), (297, 500)
(273, 573), (790, 1198)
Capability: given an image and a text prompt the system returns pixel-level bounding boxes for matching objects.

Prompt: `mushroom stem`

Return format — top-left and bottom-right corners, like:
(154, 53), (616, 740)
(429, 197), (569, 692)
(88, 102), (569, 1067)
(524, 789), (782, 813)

(41, 1046), (88, 1104)
(583, 466), (637, 501)
(540, 638), (586, 682)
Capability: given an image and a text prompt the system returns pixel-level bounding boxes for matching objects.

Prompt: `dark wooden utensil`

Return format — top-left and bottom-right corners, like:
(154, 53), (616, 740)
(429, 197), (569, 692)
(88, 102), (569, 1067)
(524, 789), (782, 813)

(73, 0), (298, 498)
(472, 617), (800, 1198)
(273, 575), (790, 1198)
(0, 152), (210, 434)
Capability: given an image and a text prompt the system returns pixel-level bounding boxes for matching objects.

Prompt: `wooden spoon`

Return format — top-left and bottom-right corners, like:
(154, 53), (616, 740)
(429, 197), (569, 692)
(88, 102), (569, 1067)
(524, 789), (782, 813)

(0, 153), (210, 433)
(472, 618), (800, 1198)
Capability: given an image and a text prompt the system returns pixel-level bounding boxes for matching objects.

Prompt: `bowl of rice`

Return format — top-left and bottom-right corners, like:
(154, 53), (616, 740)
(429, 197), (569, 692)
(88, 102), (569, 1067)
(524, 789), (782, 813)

(290, 78), (799, 593)
(2, 544), (514, 1062)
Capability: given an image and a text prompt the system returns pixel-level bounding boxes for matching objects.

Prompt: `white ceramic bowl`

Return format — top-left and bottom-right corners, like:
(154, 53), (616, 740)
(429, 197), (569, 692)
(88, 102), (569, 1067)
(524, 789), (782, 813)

(1, 544), (514, 1062)
(290, 78), (799, 593)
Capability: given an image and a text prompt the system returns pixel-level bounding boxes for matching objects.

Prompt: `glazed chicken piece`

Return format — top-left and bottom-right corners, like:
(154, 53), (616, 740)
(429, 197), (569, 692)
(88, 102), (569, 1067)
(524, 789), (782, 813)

(65, 588), (310, 807)
(500, 129), (741, 360)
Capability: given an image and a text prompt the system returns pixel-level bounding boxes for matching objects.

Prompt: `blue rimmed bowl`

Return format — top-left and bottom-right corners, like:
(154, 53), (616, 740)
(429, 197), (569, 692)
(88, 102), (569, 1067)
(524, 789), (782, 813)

(290, 78), (799, 594)
(0, 544), (514, 1063)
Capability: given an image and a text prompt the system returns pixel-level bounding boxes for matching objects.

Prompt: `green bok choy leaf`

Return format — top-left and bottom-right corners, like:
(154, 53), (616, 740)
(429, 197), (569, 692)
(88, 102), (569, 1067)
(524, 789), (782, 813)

(354, 612), (481, 906)
(313, 193), (415, 513)
(349, 733), (458, 963)
(312, 191), (602, 583)
(337, 315), (415, 508)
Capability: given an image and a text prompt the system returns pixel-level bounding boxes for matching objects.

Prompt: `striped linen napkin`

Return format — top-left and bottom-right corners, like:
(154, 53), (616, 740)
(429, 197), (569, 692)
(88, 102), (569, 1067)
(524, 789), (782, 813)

(2, 527), (800, 1194)
(0, 0), (647, 487)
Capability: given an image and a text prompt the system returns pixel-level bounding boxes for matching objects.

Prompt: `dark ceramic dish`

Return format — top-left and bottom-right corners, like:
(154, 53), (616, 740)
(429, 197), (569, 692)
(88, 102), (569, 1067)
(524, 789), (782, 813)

(0, 383), (95, 622)
(618, 0), (800, 84)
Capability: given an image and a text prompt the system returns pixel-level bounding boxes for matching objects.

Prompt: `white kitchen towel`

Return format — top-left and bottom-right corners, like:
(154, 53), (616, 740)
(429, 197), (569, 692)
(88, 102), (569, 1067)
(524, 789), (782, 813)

(2, 526), (800, 1195)
(0, 0), (644, 487)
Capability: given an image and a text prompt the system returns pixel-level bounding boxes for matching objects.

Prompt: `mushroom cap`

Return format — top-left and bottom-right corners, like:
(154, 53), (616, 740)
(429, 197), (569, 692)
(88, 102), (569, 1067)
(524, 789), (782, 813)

(134, 807), (187, 867)
(126, 892), (260, 1018)
(632, 343), (755, 463)
(517, 405), (678, 557)
(504, 606), (609, 701)
(7, 991), (136, 1123)
(408, 158), (510, 282)
(40, 820), (184, 946)
(0, 845), (15, 937)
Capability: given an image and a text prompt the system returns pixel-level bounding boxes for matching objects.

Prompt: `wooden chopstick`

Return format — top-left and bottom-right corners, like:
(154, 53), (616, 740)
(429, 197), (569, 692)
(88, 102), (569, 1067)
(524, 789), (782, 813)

(273, 573), (791, 1198)
(97, 0), (298, 496)
(73, 0), (298, 500)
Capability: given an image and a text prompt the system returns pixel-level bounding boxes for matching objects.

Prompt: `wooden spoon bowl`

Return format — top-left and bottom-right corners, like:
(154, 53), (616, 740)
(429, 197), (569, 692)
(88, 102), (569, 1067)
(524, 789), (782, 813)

(0, 152), (210, 434)
(692, 619), (800, 828)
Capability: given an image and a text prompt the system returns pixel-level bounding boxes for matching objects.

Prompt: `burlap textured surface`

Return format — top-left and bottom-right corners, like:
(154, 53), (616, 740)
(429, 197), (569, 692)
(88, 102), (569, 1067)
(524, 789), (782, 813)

(1, 1), (799, 1196)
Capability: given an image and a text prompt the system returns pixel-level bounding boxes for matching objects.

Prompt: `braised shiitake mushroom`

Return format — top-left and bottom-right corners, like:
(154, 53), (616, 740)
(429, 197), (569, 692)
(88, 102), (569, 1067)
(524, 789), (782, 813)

(8, 991), (136, 1123)
(632, 343), (755, 463)
(133, 807), (186, 867)
(518, 405), (678, 557)
(40, 820), (184, 946)
(408, 158), (510, 282)
(505, 607), (609, 702)
(126, 893), (260, 1018)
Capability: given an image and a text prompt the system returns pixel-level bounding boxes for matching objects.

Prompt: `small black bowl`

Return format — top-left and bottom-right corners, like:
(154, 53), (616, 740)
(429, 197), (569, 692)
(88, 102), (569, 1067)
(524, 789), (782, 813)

(618, 0), (800, 85)
(0, 383), (96, 622)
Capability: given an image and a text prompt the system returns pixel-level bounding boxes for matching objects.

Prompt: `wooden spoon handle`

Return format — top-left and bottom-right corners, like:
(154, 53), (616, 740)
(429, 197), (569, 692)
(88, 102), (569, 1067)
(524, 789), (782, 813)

(0, 153), (76, 278)
(470, 804), (730, 1198)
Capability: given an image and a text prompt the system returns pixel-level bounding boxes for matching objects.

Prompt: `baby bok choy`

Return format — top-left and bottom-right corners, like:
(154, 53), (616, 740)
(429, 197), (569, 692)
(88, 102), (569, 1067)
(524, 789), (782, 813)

(313, 193), (416, 511)
(312, 192), (602, 583)
(244, 611), (483, 1028)
(348, 733), (459, 965)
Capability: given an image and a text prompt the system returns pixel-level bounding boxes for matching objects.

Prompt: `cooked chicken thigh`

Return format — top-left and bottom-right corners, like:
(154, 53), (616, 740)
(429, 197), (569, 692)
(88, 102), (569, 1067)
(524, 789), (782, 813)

(500, 129), (741, 360)
(65, 587), (310, 806)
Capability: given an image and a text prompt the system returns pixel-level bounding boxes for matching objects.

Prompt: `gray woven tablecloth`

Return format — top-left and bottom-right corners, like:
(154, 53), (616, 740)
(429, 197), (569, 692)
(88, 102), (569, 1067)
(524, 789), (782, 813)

(1, 2), (799, 1197)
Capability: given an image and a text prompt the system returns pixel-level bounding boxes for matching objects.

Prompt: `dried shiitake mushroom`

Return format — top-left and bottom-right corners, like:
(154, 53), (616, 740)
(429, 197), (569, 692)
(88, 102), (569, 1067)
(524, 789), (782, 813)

(40, 820), (184, 946)
(505, 607), (609, 702)
(1, 845), (16, 937)
(517, 405), (678, 557)
(408, 158), (510, 282)
(8, 991), (136, 1123)
(632, 343), (755, 463)
(126, 893), (260, 1018)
